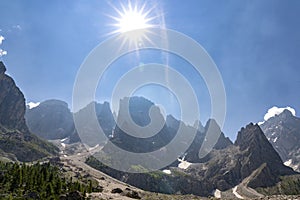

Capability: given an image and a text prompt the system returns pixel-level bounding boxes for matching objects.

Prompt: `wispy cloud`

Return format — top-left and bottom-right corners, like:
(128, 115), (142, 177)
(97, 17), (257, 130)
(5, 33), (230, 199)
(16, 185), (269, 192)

(12, 25), (22, 30)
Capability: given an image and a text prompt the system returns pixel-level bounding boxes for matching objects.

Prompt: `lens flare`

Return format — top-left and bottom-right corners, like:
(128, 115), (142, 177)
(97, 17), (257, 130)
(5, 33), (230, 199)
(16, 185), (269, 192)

(111, 1), (155, 33)
(106, 1), (161, 49)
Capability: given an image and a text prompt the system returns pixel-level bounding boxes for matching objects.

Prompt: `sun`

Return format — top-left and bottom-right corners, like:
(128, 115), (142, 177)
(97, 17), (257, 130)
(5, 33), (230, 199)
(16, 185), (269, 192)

(107, 1), (163, 50)
(110, 1), (155, 33)
(117, 6), (151, 33)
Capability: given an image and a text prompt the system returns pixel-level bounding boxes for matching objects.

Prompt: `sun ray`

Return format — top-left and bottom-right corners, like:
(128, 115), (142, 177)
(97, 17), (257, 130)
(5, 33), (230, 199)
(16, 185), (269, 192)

(104, 1), (156, 52)
(108, 1), (156, 33)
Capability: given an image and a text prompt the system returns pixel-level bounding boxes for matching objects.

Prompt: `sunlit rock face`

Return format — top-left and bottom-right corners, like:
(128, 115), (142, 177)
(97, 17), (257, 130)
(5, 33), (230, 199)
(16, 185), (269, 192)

(260, 109), (300, 172)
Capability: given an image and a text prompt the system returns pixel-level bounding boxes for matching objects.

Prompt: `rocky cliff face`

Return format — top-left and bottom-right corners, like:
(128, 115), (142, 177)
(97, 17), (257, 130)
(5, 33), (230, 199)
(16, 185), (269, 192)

(107, 97), (172, 153)
(71, 101), (115, 144)
(106, 96), (232, 161)
(190, 123), (293, 187)
(25, 100), (115, 145)
(234, 123), (294, 185)
(184, 118), (232, 163)
(89, 121), (296, 197)
(0, 62), (58, 161)
(0, 62), (27, 131)
(25, 99), (74, 140)
(260, 109), (300, 172)
(170, 123), (295, 194)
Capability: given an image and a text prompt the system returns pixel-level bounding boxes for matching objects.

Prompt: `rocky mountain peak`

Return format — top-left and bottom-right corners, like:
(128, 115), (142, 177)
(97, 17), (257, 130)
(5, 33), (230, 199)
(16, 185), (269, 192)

(0, 62), (58, 161)
(25, 99), (74, 140)
(39, 99), (69, 108)
(195, 120), (205, 132)
(260, 108), (300, 172)
(0, 61), (6, 74)
(203, 119), (232, 150)
(280, 109), (294, 117)
(204, 118), (219, 130)
(118, 96), (163, 127)
(234, 122), (295, 180)
(0, 62), (27, 131)
(269, 109), (294, 123)
(235, 123), (266, 150)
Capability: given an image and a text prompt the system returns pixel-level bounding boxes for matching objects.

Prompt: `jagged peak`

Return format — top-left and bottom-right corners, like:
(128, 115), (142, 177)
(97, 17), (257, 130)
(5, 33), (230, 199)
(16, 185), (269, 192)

(235, 123), (267, 150)
(121, 96), (155, 106)
(39, 99), (69, 108)
(204, 118), (220, 131)
(0, 61), (6, 74)
(278, 109), (294, 118)
(166, 114), (177, 121)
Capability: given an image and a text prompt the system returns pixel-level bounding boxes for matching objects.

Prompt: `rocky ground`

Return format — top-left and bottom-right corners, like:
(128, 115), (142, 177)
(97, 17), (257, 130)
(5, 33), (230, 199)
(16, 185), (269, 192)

(253, 196), (300, 200)
(59, 150), (207, 199)
(55, 142), (300, 200)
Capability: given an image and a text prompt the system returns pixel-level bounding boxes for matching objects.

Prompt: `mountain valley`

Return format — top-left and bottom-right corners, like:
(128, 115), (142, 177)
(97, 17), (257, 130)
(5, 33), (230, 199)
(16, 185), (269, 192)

(0, 61), (300, 199)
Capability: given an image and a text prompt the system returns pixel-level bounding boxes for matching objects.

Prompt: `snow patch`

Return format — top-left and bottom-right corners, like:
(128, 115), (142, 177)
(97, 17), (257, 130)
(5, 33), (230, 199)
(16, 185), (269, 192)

(284, 159), (292, 167)
(223, 170), (229, 175)
(177, 157), (192, 169)
(27, 102), (40, 109)
(258, 121), (264, 125)
(214, 189), (221, 198)
(233, 186), (244, 199)
(163, 169), (171, 174)
(60, 137), (69, 142)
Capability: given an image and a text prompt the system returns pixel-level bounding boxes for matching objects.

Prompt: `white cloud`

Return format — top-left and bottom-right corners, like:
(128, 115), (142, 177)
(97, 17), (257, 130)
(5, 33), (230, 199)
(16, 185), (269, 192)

(26, 102), (40, 109)
(12, 25), (22, 30)
(264, 106), (296, 121)
(0, 49), (7, 57)
(0, 35), (7, 57)
(0, 35), (4, 45)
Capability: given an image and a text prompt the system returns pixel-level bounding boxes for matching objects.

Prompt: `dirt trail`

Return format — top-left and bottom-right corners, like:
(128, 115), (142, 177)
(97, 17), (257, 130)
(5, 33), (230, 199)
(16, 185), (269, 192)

(60, 151), (143, 200)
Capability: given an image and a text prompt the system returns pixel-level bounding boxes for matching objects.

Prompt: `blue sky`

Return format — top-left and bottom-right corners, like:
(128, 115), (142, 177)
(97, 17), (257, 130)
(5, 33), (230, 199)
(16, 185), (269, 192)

(0, 0), (299, 140)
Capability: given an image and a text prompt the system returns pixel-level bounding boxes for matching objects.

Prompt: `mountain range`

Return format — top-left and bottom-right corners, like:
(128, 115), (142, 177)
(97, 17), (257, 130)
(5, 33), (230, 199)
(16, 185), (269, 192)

(25, 99), (115, 145)
(1, 61), (300, 198)
(86, 98), (300, 197)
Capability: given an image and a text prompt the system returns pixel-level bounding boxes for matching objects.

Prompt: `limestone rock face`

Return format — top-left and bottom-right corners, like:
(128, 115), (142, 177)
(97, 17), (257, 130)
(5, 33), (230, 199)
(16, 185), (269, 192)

(89, 122), (296, 196)
(0, 61), (27, 131)
(26, 99), (74, 140)
(0, 62), (58, 162)
(260, 109), (300, 172)
(234, 123), (294, 184)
